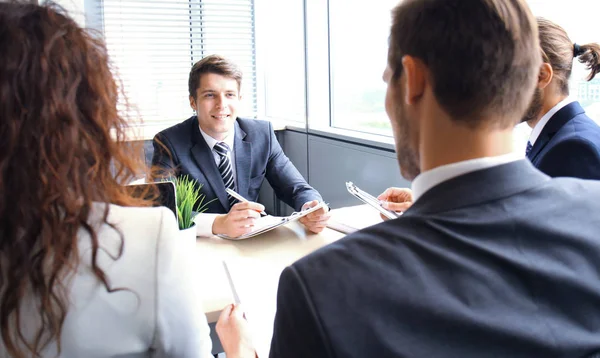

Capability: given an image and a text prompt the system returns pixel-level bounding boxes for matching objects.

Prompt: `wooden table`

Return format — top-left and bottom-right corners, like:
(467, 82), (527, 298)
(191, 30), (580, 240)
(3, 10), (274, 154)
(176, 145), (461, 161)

(194, 205), (380, 356)
(195, 221), (345, 323)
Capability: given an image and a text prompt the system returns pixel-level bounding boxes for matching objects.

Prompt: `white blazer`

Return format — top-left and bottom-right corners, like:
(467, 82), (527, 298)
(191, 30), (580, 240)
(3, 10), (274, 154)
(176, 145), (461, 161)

(1, 204), (213, 357)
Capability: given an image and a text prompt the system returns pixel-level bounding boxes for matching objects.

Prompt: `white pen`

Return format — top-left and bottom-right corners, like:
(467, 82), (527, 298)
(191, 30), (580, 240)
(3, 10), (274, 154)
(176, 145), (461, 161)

(225, 188), (268, 216)
(222, 261), (241, 305)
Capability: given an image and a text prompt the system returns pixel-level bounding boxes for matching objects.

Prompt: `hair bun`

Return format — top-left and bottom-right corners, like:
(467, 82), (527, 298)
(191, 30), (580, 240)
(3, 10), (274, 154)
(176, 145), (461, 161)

(573, 43), (585, 57)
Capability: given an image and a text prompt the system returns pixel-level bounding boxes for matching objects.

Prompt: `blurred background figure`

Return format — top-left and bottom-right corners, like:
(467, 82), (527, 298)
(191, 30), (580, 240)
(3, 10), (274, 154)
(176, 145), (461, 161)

(522, 17), (600, 179)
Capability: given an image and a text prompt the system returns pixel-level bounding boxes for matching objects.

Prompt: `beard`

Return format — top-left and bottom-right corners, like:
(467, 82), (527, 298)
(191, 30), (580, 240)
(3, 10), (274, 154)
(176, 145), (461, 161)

(392, 101), (421, 181)
(520, 88), (543, 123)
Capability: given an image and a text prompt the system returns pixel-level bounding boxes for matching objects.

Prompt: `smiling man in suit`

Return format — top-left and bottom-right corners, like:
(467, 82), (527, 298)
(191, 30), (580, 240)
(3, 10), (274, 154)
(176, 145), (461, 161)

(151, 55), (329, 238)
(521, 18), (600, 179)
(217, 0), (600, 357)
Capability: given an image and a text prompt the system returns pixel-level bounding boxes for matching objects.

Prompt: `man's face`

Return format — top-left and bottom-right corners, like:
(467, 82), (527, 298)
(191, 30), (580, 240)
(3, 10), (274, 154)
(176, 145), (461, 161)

(520, 87), (543, 124)
(190, 73), (240, 140)
(383, 66), (421, 181)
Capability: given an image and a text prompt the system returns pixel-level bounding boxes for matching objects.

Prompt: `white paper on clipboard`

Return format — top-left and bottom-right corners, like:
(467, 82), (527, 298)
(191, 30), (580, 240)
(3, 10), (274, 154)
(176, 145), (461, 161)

(217, 201), (328, 240)
(345, 182), (401, 220)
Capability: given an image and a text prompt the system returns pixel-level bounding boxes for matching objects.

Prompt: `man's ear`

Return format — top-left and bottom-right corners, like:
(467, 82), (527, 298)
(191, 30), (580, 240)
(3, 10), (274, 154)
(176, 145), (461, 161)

(401, 55), (426, 105)
(538, 62), (553, 90)
(189, 95), (196, 111)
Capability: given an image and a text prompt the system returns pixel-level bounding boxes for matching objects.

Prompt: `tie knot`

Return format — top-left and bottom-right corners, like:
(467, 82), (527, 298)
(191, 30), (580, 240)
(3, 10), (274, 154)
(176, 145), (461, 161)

(214, 142), (230, 157)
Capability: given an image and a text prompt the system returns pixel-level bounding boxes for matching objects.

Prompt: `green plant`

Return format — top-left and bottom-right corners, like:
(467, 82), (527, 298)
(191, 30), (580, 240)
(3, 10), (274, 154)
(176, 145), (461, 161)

(174, 175), (213, 230)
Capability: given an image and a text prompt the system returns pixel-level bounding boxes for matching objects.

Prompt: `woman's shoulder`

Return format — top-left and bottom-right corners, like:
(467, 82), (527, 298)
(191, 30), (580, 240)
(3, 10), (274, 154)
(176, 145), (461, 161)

(86, 203), (179, 248)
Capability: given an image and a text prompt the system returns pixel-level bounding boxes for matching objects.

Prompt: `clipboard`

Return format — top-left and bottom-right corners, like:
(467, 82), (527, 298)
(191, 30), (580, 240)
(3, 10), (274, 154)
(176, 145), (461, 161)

(345, 182), (400, 220)
(217, 201), (328, 240)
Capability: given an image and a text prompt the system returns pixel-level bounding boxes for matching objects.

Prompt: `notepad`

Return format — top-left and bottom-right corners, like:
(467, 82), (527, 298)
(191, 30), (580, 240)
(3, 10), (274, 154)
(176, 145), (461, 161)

(346, 182), (400, 220)
(216, 201), (328, 240)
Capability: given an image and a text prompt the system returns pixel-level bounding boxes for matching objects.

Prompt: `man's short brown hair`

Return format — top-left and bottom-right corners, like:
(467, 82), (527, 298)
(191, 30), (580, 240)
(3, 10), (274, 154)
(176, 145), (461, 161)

(188, 55), (243, 99)
(388, 0), (541, 128)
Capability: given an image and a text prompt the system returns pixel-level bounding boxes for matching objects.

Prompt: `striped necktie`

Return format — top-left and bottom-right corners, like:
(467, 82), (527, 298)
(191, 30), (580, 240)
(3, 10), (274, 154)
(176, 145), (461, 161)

(525, 141), (533, 157)
(213, 142), (236, 208)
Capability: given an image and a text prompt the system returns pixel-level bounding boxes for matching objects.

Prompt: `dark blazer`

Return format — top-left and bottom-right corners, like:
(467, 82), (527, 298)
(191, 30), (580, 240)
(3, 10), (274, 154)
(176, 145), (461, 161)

(528, 101), (600, 179)
(270, 160), (600, 358)
(151, 116), (322, 213)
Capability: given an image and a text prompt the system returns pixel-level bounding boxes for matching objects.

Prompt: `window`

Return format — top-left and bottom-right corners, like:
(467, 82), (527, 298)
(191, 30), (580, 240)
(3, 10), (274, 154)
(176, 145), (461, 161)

(89, 0), (257, 129)
(328, 0), (397, 136)
(254, 0), (306, 124)
(325, 0), (600, 138)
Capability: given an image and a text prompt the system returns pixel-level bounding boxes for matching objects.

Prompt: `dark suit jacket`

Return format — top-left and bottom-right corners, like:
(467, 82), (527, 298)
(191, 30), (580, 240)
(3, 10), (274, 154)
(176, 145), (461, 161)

(270, 160), (600, 358)
(151, 116), (322, 213)
(528, 101), (600, 179)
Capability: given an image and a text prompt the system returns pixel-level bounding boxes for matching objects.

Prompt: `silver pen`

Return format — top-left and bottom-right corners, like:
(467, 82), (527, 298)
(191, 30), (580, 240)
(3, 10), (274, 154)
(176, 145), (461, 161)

(225, 188), (268, 216)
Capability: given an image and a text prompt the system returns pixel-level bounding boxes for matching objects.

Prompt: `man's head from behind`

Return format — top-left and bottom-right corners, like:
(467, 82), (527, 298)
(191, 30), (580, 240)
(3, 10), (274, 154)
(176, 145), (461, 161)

(188, 55), (243, 140)
(384, 0), (541, 180)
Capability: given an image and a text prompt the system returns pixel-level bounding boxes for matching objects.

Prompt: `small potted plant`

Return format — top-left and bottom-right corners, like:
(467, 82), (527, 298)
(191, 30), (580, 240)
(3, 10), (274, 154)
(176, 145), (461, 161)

(174, 175), (213, 243)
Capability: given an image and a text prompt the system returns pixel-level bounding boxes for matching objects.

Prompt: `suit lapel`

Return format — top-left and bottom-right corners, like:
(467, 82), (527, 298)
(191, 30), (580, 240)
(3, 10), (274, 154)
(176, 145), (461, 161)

(234, 120), (252, 198)
(189, 118), (230, 211)
(405, 160), (550, 216)
(528, 101), (585, 162)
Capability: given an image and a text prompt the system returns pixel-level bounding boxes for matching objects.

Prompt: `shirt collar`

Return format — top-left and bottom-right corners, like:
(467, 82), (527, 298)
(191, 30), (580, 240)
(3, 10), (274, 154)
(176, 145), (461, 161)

(528, 97), (575, 145)
(198, 125), (235, 151)
(411, 152), (522, 202)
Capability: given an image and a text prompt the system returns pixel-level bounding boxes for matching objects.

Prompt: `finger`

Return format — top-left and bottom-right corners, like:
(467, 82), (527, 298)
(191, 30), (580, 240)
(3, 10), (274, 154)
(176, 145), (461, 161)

(311, 207), (328, 216)
(302, 200), (318, 210)
(234, 201), (265, 212)
(234, 217), (257, 227)
(232, 303), (245, 318)
(377, 188), (392, 200)
(384, 201), (413, 212)
(217, 303), (235, 326)
(231, 209), (260, 220)
(389, 188), (413, 202)
(307, 224), (326, 233)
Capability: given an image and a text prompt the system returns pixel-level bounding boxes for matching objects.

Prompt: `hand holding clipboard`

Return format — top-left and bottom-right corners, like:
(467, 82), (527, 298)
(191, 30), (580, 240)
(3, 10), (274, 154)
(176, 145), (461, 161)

(346, 182), (410, 219)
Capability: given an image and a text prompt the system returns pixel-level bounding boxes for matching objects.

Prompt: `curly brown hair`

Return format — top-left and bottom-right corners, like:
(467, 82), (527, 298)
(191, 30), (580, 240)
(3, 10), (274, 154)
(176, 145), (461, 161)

(0, 2), (153, 356)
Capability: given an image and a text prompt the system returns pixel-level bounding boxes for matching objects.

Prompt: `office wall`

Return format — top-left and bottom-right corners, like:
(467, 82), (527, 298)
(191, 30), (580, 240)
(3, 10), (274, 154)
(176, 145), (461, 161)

(306, 133), (409, 209)
(265, 129), (410, 213)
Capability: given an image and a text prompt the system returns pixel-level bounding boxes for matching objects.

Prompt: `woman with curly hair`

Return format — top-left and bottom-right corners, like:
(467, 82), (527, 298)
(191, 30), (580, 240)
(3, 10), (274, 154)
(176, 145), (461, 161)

(0, 2), (231, 357)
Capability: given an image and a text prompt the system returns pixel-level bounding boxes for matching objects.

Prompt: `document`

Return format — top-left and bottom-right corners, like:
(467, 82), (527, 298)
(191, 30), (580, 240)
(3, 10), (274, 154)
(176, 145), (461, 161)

(345, 182), (400, 220)
(217, 201), (328, 240)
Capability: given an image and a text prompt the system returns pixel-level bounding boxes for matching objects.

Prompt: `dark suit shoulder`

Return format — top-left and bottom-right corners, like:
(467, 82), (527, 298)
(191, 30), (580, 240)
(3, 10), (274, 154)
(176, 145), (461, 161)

(155, 116), (196, 141)
(291, 215), (428, 296)
(555, 113), (600, 142)
(236, 117), (272, 139)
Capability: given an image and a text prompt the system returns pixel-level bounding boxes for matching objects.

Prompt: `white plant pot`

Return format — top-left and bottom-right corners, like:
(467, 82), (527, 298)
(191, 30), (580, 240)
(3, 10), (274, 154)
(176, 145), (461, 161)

(179, 223), (198, 246)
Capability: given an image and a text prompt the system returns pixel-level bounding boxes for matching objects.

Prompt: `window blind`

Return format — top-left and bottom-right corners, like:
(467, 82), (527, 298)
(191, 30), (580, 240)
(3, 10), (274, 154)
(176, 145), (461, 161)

(92, 0), (257, 125)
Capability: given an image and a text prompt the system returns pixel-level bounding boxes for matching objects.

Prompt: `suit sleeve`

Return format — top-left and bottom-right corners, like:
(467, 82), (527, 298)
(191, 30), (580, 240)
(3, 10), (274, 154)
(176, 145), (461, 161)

(269, 266), (333, 358)
(152, 207), (213, 357)
(151, 133), (179, 180)
(536, 138), (600, 180)
(264, 123), (323, 211)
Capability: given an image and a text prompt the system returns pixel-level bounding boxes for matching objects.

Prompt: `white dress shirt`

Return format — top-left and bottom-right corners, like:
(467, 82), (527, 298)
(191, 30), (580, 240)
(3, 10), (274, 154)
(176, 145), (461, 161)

(195, 126), (237, 237)
(411, 153), (522, 202)
(528, 97), (575, 146)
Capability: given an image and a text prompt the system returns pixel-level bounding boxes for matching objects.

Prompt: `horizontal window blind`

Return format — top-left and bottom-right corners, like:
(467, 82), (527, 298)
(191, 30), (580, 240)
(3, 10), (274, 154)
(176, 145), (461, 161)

(91, 0), (257, 125)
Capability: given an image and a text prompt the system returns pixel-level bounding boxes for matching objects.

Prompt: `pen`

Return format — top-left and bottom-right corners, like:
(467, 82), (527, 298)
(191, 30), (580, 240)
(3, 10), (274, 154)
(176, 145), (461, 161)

(225, 188), (268, 216)
(222, 261), (241, 305)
